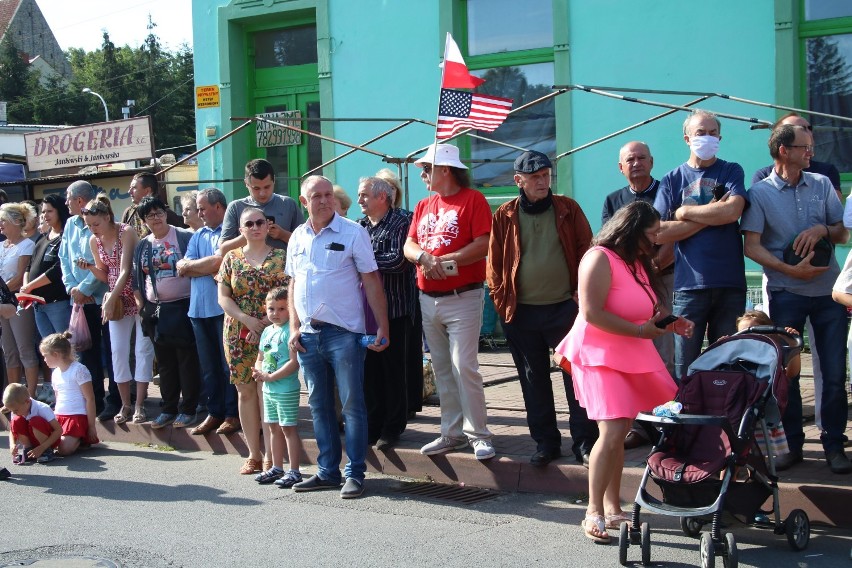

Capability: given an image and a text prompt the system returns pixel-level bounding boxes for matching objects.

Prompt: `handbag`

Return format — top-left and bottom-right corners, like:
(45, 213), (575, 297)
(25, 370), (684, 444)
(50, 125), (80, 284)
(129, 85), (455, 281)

(140, 240), (195, 347)
(102, 291), (125, 321)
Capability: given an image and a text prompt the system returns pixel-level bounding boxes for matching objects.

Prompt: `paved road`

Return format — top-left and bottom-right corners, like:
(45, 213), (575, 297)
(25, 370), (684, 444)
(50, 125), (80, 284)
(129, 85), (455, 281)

(1, 440), (849, 567)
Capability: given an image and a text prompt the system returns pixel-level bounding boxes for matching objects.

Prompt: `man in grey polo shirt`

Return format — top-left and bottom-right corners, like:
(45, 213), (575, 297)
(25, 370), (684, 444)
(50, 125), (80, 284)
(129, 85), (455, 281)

(219, 159), (303, 254)
(742, 123), (850, 474)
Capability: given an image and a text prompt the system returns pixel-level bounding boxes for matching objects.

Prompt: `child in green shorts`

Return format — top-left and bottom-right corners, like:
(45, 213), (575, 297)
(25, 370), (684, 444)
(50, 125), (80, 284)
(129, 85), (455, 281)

(252, 286), (305, 487)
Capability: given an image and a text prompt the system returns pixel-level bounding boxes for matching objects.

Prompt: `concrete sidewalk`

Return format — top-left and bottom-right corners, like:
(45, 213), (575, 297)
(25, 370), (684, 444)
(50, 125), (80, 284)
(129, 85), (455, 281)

(94, 347), (851, 527)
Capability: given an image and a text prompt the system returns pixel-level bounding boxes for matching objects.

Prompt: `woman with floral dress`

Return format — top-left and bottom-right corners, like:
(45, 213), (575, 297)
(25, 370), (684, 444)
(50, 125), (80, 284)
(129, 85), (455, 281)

(218, 207), (289, 475)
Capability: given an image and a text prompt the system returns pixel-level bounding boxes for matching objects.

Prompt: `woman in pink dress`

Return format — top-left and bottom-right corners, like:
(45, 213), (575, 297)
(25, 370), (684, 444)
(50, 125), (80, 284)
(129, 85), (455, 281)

(557, 201), (694, 544)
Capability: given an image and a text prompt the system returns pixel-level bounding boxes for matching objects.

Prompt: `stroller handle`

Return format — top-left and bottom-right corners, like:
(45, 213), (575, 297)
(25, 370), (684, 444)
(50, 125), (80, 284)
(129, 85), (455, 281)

(735, 325), (804, 348)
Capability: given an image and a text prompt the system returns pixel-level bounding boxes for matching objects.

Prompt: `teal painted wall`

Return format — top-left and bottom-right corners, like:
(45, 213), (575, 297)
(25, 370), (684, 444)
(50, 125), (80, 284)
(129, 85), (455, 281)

(565, 0), (777, 232)
(327, 0), (440, 210)
(191, 0), (783, 250)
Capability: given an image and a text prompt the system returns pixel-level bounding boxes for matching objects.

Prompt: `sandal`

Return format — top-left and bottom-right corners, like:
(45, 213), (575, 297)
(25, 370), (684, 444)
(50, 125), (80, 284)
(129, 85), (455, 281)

(114, 406), (133, 425)
(582, 514), (611, 544)
(605, 511), (632, 529)
(262, 458), (273, 472)
(255, 468), (284, 484)
(239, 458), (262, 475)
(132, 407), (148, 424)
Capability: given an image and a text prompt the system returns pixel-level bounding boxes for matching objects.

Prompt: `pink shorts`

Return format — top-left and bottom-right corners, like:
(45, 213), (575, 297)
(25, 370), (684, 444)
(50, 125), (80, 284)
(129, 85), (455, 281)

(57, 414), (99, 445)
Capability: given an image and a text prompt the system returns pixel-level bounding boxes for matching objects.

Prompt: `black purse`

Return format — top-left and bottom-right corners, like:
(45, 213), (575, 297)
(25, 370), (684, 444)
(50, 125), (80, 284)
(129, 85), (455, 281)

(140, 241), (195, 348)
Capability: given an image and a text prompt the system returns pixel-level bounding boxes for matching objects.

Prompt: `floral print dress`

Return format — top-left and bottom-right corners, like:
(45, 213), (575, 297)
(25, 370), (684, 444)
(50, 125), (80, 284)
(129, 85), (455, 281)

(217, 248), (288, 385)
(95, 223), (138, 317)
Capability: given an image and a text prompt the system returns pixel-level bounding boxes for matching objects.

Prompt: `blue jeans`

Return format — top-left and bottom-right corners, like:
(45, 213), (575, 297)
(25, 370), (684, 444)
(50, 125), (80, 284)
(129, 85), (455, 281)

(769, 290), (848, 455)
(34, 301), (72, 340)
(298, 326), (367, 483)
(190, 315), (238, 419)
(673, 287), (746, 381)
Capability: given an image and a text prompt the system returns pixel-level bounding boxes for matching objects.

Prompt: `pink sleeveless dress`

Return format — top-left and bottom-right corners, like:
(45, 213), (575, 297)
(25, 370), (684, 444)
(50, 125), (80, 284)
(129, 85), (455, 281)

(556, 246), (677, 420)
(95, 223), (138, 317)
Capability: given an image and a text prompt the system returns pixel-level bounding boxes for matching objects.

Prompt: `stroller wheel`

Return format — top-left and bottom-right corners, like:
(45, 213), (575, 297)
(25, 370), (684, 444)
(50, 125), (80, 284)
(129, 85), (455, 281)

(784, 509), (810, 551)
(680, 516), (704, 538)
(723, 533), (738, 568)
(699, 532), (715, 568)
(618, 522), (629, 566)
(640, 522), (651, 566)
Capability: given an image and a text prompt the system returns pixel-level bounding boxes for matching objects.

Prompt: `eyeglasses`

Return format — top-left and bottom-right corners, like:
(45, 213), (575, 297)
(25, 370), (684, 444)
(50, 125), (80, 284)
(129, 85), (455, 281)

(785, 144), (814, 153)
(421, 165), (432, 174)
(144, 210), (166, 221)
(242, 219), (267, 229)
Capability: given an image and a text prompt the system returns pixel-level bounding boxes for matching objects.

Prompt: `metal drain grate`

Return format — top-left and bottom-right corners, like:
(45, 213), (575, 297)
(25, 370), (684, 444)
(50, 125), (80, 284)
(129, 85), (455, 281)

(395, 481), (499, 505)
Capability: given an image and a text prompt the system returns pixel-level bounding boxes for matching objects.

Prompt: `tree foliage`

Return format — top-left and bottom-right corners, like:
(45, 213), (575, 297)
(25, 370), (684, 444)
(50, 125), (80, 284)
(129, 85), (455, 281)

(0, 20), (195, 154)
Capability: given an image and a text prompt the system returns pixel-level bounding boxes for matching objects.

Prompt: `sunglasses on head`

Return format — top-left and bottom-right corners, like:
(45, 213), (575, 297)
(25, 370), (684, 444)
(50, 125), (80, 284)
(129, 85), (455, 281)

(81, 203), (108, 215)
(242, 218), (267, 229)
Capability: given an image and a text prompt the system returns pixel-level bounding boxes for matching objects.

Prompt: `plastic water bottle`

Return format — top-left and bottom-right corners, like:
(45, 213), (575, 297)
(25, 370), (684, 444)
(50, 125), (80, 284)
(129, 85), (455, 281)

(360, 335), (388, 347)
(16, 444), (26, 462)
(653, 401), (683, 418)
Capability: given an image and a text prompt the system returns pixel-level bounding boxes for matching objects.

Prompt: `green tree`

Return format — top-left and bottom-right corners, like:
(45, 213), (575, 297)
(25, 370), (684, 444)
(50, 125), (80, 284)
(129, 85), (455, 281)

(0, 35), (34, 123)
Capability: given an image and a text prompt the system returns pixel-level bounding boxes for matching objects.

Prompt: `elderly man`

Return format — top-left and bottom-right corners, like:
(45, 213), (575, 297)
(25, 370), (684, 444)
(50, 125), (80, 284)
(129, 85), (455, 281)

(604, 141), (676, 449)
(122, 172), (184, 237)
(488, 150), (597, 467)
(287, 175), (389, 499)
(356, 176), (418, 451)
(175, 188), (240, 436)
(653, 110), (748, 380)
(219, 159), (303, 254)
(59, 180), (117, 420)
(742, 124), (851, 474)
(403, 143), (495, 461)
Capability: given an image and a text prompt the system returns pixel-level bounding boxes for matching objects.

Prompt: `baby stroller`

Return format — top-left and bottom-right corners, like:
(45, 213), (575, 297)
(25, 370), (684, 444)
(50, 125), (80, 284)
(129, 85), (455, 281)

(619, 326), (810, 568)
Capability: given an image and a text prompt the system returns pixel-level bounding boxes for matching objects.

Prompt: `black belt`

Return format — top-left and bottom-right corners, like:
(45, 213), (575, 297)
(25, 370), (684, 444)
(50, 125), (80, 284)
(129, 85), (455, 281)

(421, 283), (483, 298)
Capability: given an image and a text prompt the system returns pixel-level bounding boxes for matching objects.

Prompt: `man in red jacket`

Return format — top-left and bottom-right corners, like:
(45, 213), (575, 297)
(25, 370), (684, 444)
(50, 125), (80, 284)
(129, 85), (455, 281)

(487, 150), (598, 467)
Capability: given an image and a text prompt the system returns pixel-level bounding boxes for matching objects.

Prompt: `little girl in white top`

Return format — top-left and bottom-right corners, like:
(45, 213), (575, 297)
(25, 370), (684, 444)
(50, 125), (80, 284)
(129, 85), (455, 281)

(40, 332), (99, 455)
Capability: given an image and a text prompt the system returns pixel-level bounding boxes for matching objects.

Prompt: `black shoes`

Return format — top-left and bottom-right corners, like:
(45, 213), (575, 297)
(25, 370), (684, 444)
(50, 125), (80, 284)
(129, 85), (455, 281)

(580, 453), (591, 469)
(96, 406), (119, 422)
(375, 436), (399, 452)
(530, 448), (561, 467)
(774, 451), (804, 471)
(340, 478), (365, 499)
(292, 474), (341, 492)
(826, 450), (852, 474)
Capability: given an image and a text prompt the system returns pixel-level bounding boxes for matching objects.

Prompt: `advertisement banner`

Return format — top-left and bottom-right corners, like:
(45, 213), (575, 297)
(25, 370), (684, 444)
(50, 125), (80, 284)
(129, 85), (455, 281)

(24, 117), (155, 172)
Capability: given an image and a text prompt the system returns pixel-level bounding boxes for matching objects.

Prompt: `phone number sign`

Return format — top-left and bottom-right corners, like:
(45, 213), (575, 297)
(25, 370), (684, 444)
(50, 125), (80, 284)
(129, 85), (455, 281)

(256, 111), (302, 148)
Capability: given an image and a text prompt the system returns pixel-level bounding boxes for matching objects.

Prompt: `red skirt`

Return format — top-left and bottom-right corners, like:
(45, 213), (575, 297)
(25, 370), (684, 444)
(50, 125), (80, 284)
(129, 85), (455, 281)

(57, 415), (100, 445)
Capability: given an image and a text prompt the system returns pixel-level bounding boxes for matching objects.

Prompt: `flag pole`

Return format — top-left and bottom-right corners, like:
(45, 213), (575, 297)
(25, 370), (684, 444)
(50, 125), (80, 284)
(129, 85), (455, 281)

(432, 33), (452, 152)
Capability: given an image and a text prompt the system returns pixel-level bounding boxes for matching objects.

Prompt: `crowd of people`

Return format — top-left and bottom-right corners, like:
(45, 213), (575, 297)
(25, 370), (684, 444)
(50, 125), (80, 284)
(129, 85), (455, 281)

(2, 110), (851, 519)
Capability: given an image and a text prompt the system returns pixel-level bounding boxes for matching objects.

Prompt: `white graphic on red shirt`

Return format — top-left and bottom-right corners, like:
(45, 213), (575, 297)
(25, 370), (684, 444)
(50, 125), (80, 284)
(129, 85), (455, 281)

(417, 207), (460, 251)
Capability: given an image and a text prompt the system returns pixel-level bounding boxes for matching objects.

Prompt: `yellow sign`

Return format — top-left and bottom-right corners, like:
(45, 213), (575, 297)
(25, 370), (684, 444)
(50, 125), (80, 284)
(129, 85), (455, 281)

(196, 85), (220, 109)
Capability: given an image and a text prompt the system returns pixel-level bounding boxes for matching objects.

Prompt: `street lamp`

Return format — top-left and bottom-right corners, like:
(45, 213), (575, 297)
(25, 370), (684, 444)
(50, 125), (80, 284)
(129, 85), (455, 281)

(82, 88), (109, 122)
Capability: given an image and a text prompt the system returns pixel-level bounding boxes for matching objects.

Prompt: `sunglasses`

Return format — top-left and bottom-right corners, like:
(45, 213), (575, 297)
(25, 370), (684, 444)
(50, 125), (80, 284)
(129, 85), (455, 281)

(422, 165), (433, 174)
(242, 218), (267, 229)
(81, 203), (108, 215)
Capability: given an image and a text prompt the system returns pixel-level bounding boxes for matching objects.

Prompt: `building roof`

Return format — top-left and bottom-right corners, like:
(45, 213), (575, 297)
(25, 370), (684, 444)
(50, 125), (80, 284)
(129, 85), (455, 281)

(0, 0), (22, 44)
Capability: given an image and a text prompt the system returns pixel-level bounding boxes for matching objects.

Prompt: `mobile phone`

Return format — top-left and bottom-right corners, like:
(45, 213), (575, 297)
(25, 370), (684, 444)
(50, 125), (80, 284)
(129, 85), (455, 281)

(712, 184), (730, 201)
(239, 326), (250, 340)
(655, 314), (679, 329)
(266, 216), (276, 224)
(440, 260), (458, 275)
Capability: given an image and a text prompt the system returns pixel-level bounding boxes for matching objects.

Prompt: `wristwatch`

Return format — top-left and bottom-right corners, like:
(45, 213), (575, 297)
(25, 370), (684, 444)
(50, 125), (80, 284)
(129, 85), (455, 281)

(415, 250), (426, 265)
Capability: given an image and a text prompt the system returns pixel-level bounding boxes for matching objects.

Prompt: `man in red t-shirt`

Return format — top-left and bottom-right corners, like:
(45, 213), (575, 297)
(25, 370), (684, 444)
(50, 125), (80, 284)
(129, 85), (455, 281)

(403, 143), (495, 460)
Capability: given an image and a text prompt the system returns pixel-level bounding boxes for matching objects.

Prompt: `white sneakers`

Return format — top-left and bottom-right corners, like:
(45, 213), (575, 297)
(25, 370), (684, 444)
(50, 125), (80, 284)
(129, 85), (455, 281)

(420, 436), (496, 461)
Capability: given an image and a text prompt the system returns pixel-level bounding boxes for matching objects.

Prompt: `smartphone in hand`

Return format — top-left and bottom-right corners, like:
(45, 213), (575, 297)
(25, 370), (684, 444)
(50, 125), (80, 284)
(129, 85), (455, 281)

(655, 314), (679, 329)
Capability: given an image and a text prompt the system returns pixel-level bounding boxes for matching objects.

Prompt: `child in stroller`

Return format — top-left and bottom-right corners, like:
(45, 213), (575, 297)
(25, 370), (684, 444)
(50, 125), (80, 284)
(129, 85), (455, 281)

(618, 323), (811, 568)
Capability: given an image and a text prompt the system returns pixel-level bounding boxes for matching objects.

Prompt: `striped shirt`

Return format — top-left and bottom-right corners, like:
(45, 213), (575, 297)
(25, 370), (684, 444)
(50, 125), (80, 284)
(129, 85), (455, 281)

(358, 208), (418, 321)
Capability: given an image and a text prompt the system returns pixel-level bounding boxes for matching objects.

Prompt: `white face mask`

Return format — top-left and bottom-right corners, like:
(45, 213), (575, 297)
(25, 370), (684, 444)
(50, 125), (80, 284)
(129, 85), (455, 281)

(690, 135), (720, 161)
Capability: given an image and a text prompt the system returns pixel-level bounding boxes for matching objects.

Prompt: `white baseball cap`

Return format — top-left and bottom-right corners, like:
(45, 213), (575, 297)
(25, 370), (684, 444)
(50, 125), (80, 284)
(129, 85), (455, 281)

(414, 143), (468, 170)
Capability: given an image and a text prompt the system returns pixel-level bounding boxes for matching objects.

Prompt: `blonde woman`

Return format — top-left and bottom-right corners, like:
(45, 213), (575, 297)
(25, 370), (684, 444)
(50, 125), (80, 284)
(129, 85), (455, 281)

(79, 195), (154, 424)
(0, 202), (40, 396)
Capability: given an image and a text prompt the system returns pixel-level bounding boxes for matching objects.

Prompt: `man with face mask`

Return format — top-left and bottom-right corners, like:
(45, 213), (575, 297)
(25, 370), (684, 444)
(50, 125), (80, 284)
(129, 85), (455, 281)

(653, 110), (748, 380)
(487, 150), (598, 467)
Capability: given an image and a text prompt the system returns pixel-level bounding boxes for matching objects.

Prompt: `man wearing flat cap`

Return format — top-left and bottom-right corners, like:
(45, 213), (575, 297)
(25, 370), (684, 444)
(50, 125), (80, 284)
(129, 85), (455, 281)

(404, 143), (496, 461)
(487, 150), (598, 466)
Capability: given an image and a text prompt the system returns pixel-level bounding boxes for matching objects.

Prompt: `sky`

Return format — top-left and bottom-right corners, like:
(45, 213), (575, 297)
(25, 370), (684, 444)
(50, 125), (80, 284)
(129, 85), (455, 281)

(37, 0), (193, 53)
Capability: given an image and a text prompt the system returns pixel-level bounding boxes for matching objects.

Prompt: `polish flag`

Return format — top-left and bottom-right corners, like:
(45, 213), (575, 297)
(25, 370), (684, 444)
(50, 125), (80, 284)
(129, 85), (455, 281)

(440, 33), (485, 89)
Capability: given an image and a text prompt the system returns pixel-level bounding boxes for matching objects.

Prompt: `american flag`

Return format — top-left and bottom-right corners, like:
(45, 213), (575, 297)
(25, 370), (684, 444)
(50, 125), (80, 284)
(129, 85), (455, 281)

(436, 88), (513, 140)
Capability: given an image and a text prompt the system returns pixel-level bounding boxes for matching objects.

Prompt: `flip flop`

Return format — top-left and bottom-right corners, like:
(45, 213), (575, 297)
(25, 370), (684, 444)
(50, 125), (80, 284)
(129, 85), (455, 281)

(605, 511), (632, 529)
(582, 514), (611, 544)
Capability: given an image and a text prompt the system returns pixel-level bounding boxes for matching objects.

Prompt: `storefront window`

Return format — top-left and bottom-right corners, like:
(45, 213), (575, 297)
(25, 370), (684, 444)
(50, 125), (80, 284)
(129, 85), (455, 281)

(469, 63), (555, 188)
(254, 26), (317, 68)
(804, 1), (852, 21)
(805, 33), (852, 173)
(466, 0), (552, 56)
